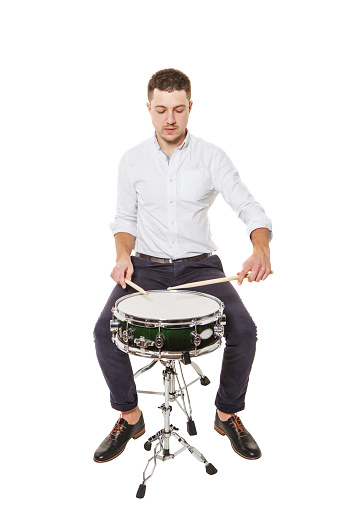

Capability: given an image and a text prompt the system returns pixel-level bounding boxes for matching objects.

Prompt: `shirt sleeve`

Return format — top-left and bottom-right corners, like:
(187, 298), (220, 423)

(110, 153), (138, 238)
(211, 149), (273, 240)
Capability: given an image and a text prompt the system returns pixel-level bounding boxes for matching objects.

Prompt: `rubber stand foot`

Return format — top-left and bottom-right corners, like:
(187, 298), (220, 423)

(205, 463), (218, 475)
(200, 376), (210, 386)
(136, 483), (146, 498)
(144, 441), (152, 451)
(187, 419), (197, 436)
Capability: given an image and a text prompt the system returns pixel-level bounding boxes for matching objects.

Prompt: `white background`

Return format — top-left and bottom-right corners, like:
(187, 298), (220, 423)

(1, 0), (338, 507)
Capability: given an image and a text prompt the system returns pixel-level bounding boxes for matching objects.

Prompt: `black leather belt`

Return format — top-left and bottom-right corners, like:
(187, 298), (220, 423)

(135, 252), (213, 264)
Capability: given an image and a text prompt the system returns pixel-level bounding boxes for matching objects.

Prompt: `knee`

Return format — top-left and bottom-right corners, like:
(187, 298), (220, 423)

(225, 315), (257, 347)
(93, 316), (111, 344)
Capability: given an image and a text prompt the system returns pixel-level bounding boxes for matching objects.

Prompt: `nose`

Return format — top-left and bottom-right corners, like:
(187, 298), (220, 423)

(166, 110), (175, 124)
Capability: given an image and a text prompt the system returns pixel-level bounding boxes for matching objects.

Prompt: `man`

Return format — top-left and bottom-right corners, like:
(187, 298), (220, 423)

(93, 68), (272, 463)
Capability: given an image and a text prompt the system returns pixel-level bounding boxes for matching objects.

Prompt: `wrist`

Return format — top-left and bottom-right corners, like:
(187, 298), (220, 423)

(253, 245), (270, 256)
(116, 254), (131, 264)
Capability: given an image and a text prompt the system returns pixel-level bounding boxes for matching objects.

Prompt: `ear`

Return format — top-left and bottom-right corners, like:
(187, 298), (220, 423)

(189, 100), (193, 112)
(146, 102), (151, 113)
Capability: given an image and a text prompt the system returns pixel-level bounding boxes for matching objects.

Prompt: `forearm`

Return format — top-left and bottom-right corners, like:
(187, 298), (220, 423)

(115, 232), (136, 261)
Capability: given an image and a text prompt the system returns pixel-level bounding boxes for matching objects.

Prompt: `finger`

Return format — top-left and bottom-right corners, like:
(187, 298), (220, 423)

(125, 265), (134, 282)
(237, 269), (248, 285)
(114, 267), (126, 288)
(110, 268), (119, 284)
(262, 267), (272, 281)
(255, 267), (266, 282)
(120, 271), (127, 288)
(248, 267), (259, 282)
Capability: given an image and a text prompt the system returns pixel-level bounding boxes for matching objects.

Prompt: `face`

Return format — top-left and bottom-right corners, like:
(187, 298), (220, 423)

(147, 89), (193, 146)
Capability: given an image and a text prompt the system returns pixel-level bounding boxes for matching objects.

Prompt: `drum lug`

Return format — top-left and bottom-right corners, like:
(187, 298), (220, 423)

(190, 332), (201, 347)
(155, 323), (165, 349)
(219, 314), (226, 326)
(122, 323), (135, 344)
(214, 314), (226, 338)
(191, 320), (201, 347)
(110, 309), (120, 333)
(213, 325), (224, 337)
(155, 333), (165, 349)
(110, 319), (120, 336)
(110, 319), (120, 330)
(110, 314), (120, 342)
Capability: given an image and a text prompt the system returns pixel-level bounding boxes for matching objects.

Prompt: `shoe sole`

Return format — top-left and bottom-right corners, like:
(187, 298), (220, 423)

(214, 424), (262, 461)
(93, 427), (146, 463)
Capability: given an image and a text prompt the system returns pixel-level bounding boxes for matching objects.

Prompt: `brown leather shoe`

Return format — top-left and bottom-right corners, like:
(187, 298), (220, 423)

(93, 413), (145, 463)
(214, 412), (261, 460)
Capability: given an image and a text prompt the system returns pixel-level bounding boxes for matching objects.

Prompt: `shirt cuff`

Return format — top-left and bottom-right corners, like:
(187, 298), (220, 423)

(110, 221), (137, 238)
(247, 222), (273, 241)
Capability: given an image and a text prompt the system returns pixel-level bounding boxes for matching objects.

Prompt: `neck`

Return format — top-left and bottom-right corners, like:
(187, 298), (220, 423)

(156, 129), (187, 158)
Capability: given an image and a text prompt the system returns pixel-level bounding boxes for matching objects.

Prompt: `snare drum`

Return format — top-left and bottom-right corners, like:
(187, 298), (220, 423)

(110, 290), (226, 359)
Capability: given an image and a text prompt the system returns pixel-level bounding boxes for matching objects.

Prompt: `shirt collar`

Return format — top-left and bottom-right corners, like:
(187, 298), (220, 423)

(153, 130), (190, 152)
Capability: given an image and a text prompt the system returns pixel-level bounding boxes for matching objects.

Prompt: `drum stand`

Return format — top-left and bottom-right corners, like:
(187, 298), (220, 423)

(134, 358), (217, 499)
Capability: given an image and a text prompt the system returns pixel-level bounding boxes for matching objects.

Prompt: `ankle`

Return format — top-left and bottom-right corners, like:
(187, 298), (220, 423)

(121, 407), (141, 425)
(217, 409), (233, 422)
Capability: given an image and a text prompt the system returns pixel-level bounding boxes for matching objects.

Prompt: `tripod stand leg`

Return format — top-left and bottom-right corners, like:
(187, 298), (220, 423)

(136, 442), (161, 498)
(134, 359), (158, 379)
(190, 360), (211, 385)
(172, 432), (218, 475)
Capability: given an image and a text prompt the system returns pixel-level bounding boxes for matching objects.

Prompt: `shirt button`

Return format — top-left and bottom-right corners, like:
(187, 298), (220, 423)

(170, 179), (173, 182)
(171, 221), (174, 225)
(172, 241), (175, 244)
(170, 200), (173, 204)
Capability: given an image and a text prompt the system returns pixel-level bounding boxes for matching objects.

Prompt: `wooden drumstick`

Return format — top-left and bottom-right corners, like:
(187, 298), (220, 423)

(167, 271), (274, 290)
(125, 278), (149, 295)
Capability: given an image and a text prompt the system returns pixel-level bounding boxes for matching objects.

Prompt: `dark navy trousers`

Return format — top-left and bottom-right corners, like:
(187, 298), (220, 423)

(93, 255), (257, 414)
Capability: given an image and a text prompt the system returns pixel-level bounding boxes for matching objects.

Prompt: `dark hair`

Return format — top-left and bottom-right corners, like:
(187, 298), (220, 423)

(148, 68), (191, 101)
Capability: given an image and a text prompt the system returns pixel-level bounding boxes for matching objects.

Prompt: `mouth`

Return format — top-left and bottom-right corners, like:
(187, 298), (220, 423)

(164, 127), (176, 133)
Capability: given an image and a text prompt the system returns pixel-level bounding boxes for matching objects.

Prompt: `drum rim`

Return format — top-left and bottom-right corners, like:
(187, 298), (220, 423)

(114, 289), (223, 327)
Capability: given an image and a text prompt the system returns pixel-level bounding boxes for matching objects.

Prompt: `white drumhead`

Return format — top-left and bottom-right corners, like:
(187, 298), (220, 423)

(117, 290), (220, 320)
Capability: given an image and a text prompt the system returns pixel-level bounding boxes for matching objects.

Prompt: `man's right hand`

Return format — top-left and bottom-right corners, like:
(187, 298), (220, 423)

(110, 257), (134, 289)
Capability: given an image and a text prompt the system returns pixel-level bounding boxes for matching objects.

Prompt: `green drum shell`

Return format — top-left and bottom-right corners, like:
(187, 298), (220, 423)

(119, 320), (218, 352)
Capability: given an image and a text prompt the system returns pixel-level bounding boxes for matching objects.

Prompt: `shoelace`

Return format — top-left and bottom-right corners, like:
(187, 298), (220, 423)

(231, 415), (247, 437)
(108, 417), (126, 441)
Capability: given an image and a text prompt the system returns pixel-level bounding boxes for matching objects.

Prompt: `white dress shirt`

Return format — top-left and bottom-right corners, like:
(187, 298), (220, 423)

(111, 131), (272, 259)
